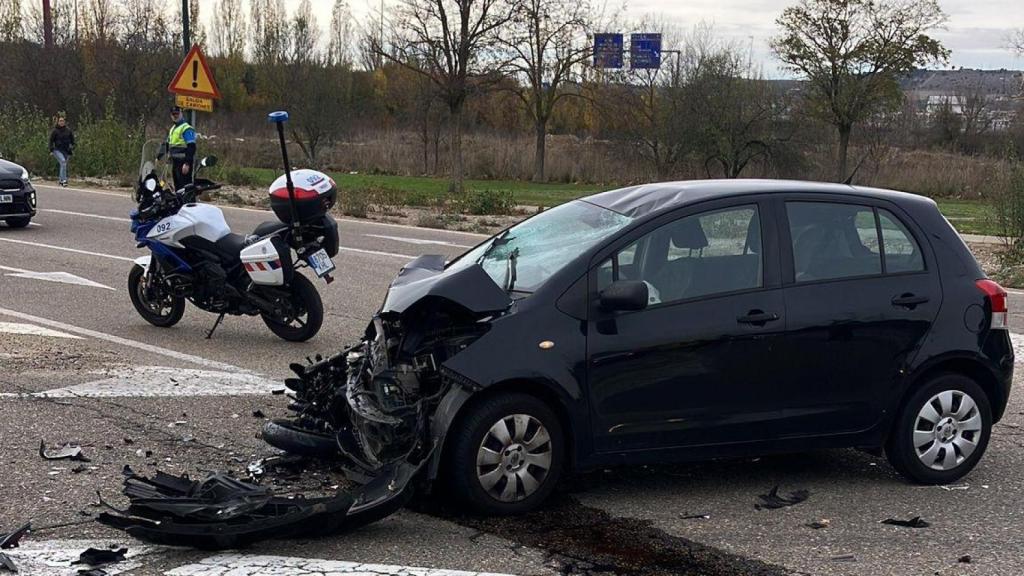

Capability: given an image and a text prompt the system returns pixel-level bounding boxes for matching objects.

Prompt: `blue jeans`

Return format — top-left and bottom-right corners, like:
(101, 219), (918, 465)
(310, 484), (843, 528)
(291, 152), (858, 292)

(52, 150), (68, 182)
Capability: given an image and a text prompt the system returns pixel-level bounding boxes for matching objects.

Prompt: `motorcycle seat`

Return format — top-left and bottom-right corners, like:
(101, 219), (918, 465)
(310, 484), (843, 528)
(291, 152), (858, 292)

(214, 233), (250, 262)
(254, 220), (289, 238)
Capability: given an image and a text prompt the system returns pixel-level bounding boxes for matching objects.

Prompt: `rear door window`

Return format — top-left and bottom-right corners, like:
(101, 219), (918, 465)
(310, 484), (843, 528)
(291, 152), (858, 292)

(787, 202), (881, 282)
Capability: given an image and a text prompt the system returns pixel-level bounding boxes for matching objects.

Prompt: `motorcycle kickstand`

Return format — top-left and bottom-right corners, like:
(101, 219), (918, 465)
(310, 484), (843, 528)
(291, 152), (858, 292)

(206, 313), (225, 340)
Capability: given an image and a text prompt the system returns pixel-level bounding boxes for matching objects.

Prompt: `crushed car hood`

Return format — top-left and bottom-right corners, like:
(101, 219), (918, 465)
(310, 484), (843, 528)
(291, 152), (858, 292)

(381, 254), (511, 315)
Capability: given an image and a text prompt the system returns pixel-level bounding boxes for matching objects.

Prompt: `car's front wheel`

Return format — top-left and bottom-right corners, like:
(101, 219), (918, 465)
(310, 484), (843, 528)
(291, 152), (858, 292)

(887, 373), (992, 485)
(446, 393), (564, 515)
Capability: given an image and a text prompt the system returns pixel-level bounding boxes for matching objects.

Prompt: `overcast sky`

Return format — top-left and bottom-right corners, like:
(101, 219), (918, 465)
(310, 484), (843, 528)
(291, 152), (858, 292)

(237, 0), (1023, 76)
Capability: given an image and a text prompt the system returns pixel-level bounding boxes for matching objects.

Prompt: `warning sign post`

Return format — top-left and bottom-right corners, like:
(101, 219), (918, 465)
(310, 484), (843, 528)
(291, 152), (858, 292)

(168, 45), (221, 112)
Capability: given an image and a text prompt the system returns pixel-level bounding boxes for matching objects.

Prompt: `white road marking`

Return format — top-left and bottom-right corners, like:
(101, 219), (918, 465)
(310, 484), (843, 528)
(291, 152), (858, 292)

(0, 365), (279, 398)
(37, 182), (491, 237)
(365, 233), (472, 248)
(0, 306), (259, 373)
(0, 321), (82, 339)
(0, 237), (134, 261)
(339, 245), (415, 259)
(2, 539), (160, 576)
(42, 207), (132, 222)
(166, 553), (514, 576)
(0, 264), (115, 290)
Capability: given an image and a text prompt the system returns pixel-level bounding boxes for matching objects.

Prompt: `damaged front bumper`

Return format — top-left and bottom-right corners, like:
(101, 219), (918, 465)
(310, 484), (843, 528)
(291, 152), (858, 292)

(98, 457), (426, 549)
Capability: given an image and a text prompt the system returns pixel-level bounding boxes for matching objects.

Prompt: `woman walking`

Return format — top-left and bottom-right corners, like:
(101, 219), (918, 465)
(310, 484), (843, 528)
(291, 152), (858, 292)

(48, 117), (75, 187)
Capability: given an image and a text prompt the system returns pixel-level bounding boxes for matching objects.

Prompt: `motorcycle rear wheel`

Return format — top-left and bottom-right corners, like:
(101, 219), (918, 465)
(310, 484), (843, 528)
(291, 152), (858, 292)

(128, 264), (185, 327)
(261, 273), (323, 342)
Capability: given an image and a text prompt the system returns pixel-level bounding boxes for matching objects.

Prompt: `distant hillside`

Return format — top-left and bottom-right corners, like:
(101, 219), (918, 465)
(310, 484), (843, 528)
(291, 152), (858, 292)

(768, 69), (1024, 98)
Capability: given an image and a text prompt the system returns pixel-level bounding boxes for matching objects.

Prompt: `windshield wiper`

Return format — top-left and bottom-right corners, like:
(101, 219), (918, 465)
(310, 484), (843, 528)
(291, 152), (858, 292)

(505, 247), (519, 292)
(476, 229), (515, 266)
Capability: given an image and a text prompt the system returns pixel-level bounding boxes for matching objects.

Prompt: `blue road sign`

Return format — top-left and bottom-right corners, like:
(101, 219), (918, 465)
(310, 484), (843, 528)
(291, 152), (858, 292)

(593, 33), (624, 69)
(630, 33), (662, 69)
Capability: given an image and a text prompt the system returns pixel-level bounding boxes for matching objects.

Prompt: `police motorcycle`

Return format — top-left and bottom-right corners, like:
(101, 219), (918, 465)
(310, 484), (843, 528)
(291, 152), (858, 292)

(128, 111), (340, 342)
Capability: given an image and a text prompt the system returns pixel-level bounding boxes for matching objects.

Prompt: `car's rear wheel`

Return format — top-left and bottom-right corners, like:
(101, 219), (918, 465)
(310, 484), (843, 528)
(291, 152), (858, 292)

(446, 393), (564, 515)
(5, 216), (31, 228)
(887, 373), (992, 484)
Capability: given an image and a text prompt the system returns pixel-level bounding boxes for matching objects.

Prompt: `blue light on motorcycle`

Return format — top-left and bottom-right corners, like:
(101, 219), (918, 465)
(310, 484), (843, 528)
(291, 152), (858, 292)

(268, 111), (289, 123)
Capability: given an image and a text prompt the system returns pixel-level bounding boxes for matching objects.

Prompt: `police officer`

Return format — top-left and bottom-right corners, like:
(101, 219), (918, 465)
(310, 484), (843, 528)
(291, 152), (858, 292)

(165, 106), (197, 191)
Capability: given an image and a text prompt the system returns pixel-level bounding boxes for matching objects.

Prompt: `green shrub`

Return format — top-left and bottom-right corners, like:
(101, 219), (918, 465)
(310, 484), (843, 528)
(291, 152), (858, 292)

(214, 165), (263, 187)
(0, 103), (53, 176)
(461, 189), (515, 215)
(338, 187), (371, 218)
(993, 162), (1024, 246)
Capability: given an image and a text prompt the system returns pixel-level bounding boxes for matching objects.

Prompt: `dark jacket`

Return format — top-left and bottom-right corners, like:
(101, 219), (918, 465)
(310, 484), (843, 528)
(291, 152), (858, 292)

(49, 126), (75, 156)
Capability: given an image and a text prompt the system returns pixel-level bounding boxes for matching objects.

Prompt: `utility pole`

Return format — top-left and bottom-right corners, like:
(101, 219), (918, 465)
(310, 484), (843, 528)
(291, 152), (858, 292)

(42, 0), (53, 48)
(181, 0), (196, 126)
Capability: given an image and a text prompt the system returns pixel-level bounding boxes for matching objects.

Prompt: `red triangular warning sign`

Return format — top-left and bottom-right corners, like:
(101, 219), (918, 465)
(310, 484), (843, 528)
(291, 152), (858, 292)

(168, 45), (221, 100)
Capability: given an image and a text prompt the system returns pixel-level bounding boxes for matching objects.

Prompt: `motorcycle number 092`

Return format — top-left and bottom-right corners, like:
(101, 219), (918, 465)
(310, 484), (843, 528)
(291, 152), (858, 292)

(307, 248), (335, 278)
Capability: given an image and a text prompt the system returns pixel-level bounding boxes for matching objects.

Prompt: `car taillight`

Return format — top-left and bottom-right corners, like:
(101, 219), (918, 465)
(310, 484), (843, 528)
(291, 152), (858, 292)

(976, 279), (1008, 330)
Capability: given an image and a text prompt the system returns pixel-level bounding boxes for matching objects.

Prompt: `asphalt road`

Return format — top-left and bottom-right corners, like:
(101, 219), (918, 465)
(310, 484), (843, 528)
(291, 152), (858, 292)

(1, 182), (1023, 575)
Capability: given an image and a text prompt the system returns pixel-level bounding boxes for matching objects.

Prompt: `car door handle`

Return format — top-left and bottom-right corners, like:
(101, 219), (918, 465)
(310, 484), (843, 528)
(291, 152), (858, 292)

(891, 293), (929, 309)
(737, 310), (780, 325)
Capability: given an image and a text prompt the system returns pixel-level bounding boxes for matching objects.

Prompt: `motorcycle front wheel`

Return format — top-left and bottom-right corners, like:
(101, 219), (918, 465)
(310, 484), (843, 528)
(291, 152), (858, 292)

(128, 264), (185, 327)
(261, 273), (323, 342)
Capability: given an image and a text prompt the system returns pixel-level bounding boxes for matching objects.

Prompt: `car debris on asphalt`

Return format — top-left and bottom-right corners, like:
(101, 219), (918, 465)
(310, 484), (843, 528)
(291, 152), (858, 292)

(755, 486), (810, 510)
(806, 519), (831, 529)
(97, 459), (424, 548)
(881, 516), (930, 528)
(72, 547), (127, 571)
(38, 440), (90, 462)
(0, 523), (31, 574)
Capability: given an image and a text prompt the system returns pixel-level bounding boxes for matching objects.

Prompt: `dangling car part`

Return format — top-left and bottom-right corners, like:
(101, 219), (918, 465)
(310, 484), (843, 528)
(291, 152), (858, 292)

(128, 111), (339, 341)
(98, 460), (425, 549)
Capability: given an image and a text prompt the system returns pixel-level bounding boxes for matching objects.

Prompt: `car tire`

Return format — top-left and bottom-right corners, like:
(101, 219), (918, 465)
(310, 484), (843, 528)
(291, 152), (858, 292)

(261, 418), (339, 457)
(5, 216), (31, 228)
(886, 373), (992, 485)
(128, 264), (185, 327)
(445, 392), (564, 515)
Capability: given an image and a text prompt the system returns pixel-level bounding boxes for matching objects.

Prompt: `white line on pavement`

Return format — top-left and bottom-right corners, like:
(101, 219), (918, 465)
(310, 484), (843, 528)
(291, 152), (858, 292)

(2, 539), (159, 576)
(0, 321), (82, 339)
(0, 264), (116, 290)
(339, 245), (415, 259)
(36, 182), (491, 238)
(42, 207), (132, 222)
(0, 365), (280, 398)
(365, 233), (472, 248)
(0, 306), (257, 373)
(0, 237), (135, 261)
(166, 553), (514, 576)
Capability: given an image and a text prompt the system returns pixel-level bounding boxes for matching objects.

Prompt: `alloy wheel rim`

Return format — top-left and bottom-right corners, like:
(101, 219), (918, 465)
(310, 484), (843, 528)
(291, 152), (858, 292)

(476, 413), (553, 503)
(913, 390), (983, 471)
(138, 279), (174, 317)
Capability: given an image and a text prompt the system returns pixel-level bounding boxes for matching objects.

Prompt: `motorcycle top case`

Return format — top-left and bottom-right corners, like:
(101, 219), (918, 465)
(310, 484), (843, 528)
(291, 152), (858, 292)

(269, 170), (337, 225)
(240, 236), (293, 286)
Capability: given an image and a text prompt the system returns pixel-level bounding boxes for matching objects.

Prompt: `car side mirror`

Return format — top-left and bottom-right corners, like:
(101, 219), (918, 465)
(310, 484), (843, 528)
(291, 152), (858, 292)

(200, 156), (217, 168)
(600, 280), (649, 311)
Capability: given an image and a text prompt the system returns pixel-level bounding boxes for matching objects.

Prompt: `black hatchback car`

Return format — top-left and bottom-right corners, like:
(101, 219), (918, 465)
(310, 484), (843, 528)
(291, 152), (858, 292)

(266, 180), (1013, 515)
(0, 158), (37, 228)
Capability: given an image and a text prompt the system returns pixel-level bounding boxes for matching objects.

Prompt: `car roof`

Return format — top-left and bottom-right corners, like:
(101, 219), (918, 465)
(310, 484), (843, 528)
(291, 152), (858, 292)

(582, 179), (938, 218)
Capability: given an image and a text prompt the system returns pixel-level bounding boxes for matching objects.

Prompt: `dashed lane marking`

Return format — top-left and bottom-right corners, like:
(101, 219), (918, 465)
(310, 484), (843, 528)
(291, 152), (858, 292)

(0, 307), (258, 373)
(166, 553), (514, 576)
(41, 207), (133, 222)
(0, 237), (135, 261)
(0, 365), (279, 398)
(365, 233), (473, 248)
(0, 321), (82, 339)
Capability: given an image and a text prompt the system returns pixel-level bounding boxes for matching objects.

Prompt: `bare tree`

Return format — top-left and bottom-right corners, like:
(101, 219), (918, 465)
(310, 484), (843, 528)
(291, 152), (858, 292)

(327, 0), (354, 66)
(381, 0), (519, 194)
(250, 0), (287, 64)
(0, 0), (20, 42)
(1011, 29), (1024, 55)
(772, 0), (949, 181)
(498, 0), (594, 181)
(212, 0), (247, 58)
